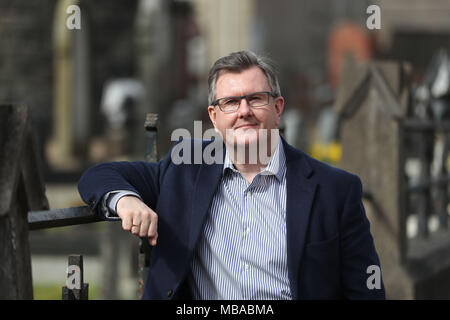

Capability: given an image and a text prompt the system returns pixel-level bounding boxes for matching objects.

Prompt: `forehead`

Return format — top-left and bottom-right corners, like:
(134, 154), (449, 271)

(215, 66), (271, 97)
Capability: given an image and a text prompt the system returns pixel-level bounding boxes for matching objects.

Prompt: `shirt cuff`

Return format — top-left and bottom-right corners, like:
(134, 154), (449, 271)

(101, 190), (142, 220)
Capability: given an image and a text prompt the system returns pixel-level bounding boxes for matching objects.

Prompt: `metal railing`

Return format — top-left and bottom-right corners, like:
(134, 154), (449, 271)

(27, 113), (159, 299)
(402, 118), (450, 240)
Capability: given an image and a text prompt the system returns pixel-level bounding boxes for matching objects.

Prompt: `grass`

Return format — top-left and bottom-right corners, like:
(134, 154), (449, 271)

(33, 284), (100, 300)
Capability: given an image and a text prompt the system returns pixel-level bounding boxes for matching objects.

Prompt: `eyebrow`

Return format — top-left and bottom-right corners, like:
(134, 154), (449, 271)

(217, 90), (270, 99)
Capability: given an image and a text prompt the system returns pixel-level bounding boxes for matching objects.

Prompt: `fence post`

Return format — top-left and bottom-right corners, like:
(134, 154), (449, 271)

(138, 113), (159, 299)
(0, 104), (49, 299)
(335, 61), (413, 298)
(62, 254), (89, 300)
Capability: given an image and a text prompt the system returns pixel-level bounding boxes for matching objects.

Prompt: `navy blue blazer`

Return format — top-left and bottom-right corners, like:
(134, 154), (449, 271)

(78, 137), (385, 300)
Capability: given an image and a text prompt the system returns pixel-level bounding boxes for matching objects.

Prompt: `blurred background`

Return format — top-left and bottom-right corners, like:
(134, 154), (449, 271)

(2, 0), (450, 299)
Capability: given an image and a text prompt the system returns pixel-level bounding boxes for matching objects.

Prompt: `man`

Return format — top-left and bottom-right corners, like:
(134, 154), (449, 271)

(78, 50), (385, 300)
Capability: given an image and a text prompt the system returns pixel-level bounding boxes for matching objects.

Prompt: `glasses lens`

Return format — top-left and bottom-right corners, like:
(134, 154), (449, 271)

(219, 98), (240, 112)
(217, 92), (271, 112)
(247, 92), (269, 107)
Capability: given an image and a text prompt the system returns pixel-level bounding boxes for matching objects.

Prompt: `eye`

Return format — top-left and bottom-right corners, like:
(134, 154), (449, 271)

(223, 98), (239, 106)
(248, 94), (265, 102)
(248, 96), (260, 101)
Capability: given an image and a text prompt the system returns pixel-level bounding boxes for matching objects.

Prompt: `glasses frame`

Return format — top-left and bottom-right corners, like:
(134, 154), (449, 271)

(212, 91), (279, 113)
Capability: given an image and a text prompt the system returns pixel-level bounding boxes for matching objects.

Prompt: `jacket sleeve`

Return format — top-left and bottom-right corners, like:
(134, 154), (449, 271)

(340, 175), (386, 299)
(77, 153), (172, 215)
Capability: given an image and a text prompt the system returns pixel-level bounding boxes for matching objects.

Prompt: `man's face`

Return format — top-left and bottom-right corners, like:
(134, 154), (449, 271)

(208, 66), (284, 148)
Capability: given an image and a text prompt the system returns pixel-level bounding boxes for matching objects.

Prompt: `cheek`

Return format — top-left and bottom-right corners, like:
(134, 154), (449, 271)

(258, 111), (279, 128)
(274, 114), (281, 127)
(214, 116), (235, 137)
(272, 109), (282, 126)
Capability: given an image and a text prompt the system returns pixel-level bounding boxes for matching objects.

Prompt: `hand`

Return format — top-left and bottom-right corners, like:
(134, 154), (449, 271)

(116, 196), (158, 246)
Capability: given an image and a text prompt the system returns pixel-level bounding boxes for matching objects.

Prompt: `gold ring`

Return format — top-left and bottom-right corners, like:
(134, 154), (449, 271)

(132, 224), (139, 227)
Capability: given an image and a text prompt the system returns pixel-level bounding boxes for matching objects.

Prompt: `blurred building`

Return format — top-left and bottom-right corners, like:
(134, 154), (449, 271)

(0, 0), (381, 176)
(3, 0), (450, 299)
(377, 0), (450, 87)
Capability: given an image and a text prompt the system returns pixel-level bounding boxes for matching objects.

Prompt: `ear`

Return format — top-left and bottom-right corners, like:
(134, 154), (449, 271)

(274, 96), (285, 124)
(208, 105), (217, 129)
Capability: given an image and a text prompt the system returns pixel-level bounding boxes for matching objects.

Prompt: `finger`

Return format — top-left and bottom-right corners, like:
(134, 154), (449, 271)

(147, 213), (158, 239)
(131, 223), (141, 235)
(149, 233), (158, 246)
(139, 213), (151, 238)
(122, 215), (133, 232)
(148, 215), (158, 246)
(130, 210), (143, 235)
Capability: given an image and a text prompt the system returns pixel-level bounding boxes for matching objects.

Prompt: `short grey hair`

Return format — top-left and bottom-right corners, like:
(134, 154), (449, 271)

(207, 50), (281, 105)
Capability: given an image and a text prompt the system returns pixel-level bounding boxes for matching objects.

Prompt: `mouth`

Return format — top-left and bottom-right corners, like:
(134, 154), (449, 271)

(234, 123), (258, 130)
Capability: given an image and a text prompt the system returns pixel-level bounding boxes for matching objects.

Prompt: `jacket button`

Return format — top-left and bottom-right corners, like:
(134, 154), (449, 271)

(167, 289), (173, 297)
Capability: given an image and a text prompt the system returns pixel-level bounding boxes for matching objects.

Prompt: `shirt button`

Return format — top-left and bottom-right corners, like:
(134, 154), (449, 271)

(167, 289), (173, 297)
(245, 264), (249, 271)
(246, 227), (250, 234)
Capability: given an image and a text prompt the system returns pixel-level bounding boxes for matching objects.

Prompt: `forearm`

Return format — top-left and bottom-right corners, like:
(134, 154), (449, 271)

(78, 161), (160, 211)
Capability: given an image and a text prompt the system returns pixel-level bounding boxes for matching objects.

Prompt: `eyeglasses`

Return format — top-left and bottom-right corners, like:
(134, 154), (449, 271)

(212, 91), (278, 113)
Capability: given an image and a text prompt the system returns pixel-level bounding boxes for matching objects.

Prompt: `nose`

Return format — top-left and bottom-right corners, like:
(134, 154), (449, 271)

(237, 97), (253, 118)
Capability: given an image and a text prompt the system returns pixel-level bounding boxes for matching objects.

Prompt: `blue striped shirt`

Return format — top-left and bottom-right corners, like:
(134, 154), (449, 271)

(104, 137), (292, 299)
(189, 136), (292, 299)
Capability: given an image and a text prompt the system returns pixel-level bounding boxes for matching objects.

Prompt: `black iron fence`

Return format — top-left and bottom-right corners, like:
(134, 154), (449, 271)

(0, 105), (159, 299)
(402, 119), (450, 241)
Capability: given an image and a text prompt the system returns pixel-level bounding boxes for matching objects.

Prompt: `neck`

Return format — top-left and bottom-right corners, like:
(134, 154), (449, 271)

(226, 136), (279, 183)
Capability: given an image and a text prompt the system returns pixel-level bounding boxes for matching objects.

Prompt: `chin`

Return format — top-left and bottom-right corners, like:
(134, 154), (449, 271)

(223, 127), (262, 148)
(233, 134), (259, 149)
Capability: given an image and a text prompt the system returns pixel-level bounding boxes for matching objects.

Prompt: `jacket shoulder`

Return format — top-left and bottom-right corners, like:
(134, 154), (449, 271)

(284, 141), (361, 192)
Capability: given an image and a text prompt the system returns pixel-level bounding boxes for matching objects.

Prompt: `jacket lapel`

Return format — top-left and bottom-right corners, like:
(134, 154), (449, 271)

(187, 138), (317, 300)
(188, 144), (224, 251)
(282, 138), (317, 299)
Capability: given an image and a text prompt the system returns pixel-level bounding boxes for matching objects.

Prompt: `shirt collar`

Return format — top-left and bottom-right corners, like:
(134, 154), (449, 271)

(223, 134), (286, 182)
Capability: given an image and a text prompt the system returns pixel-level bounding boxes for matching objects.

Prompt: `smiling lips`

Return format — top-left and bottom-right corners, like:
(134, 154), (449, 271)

(234, 123), (258, 130)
